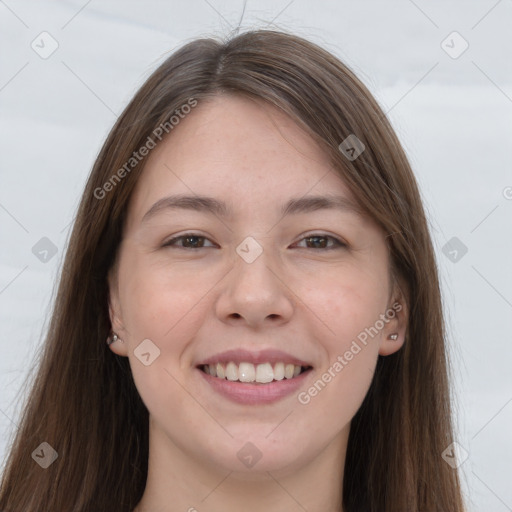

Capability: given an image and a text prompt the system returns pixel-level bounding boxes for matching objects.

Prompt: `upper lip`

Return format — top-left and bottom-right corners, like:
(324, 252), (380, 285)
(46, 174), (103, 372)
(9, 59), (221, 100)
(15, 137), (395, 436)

(197, 349), (313, 368)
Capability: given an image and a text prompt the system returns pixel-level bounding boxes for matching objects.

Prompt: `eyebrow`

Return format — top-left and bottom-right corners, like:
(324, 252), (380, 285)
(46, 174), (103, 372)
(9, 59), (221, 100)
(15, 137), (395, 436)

(141, 193), (364, 223)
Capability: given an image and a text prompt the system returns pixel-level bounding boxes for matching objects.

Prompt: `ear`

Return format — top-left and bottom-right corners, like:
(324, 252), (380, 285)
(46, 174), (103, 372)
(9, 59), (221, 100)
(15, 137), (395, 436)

(379, 281), (408, 356)
(107, 266), (129, 357)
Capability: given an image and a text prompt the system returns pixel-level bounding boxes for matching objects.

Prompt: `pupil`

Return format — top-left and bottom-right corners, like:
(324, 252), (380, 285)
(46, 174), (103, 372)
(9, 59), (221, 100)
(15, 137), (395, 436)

(307, 236), (327, 248)
(186, 236), (201, 247)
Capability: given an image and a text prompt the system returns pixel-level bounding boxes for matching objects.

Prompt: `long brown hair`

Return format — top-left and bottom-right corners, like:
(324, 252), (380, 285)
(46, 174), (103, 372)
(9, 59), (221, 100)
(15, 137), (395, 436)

(0, 29), (465, 511)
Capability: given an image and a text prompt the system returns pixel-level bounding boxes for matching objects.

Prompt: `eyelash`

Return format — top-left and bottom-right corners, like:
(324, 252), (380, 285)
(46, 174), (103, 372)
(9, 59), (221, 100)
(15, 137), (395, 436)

(162, 233), (347, 251)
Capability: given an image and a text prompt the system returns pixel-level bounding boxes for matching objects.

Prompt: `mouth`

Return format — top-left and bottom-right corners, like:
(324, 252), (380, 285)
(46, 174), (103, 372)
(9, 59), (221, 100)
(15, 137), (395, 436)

(196, 353), (314, 405)
(198, 361), (313, 384)
(196, 348), (314, 404)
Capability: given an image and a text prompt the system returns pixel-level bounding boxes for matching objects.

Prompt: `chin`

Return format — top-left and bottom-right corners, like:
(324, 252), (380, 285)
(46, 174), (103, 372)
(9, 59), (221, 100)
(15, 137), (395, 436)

(201, 433), (315, 476)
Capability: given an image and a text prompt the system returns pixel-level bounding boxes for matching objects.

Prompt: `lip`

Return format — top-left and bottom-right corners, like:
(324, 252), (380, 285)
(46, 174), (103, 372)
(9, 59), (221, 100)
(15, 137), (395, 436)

(197, 366), (313, 405)
(197, 348), (312, 367)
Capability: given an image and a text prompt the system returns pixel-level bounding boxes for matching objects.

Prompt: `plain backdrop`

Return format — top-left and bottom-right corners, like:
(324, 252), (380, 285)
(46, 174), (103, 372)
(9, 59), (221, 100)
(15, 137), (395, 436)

(1, 1), (511, 510)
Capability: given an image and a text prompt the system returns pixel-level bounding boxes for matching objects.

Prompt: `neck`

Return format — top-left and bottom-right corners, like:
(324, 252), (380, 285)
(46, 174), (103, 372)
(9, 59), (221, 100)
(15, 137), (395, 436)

(133, 419), (348, 512)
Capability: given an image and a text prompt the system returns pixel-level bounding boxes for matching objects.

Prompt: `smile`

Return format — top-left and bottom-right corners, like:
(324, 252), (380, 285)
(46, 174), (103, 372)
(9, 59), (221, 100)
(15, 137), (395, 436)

(200, 361), (311, 384)
(197, 364), (313, 405)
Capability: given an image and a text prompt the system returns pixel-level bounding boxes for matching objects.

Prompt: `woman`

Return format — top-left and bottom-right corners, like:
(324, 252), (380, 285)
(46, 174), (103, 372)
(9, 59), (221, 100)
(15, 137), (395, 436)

(0, 29), (466, 511)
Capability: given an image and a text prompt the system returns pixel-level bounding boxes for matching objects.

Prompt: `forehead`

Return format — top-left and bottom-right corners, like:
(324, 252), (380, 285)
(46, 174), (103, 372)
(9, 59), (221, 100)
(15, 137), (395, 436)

(126, 95), (357, 226)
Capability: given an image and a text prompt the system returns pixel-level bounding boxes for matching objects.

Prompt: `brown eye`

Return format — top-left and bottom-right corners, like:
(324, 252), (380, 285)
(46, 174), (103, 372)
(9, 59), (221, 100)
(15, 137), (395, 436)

(295, 234), (346, 250)
(162, 234), (215, 249)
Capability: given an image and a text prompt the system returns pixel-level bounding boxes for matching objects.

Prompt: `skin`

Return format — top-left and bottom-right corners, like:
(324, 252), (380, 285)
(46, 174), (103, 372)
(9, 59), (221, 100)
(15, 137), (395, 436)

(108, 94), (407, 512)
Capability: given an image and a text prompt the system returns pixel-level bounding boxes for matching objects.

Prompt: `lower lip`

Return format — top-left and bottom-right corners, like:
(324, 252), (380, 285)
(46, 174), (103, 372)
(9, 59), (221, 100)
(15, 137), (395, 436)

(197, 368), (312, 405)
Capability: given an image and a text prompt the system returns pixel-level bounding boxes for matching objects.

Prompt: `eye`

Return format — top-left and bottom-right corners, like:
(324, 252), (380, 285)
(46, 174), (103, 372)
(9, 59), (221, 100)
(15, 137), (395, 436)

(161, 233), (347, 250)
(294, 234), (347, 250)
(162, 234), (216, 249)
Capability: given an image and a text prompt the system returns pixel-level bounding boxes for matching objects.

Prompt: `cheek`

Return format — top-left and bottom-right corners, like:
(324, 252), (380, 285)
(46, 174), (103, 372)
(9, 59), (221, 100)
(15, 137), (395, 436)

(116, 258), (214, 417)
(301, 265), (389, 412)
(118, 254), (217, 342)
(302, 261), (389, 343)
(295, 262), (388, 406)
(295, 273), (385, 429)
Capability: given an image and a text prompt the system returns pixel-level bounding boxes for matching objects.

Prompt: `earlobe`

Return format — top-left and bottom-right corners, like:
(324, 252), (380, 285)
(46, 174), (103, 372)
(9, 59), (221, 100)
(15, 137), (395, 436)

(379, 291), (408, 356)
(106, 331), (128, 356)
(106, 298), (129, 357)
(107, 272), (129, 356)
(379, 330), (405, 356)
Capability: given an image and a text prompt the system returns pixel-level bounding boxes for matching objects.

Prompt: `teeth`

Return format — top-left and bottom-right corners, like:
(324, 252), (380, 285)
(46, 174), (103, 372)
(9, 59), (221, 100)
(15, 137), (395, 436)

(204, 361), (305, 383)
(238, 362), (255, 382)
(256, 363), (274, 383)
(273, 362), (285, 380)
(225, 362), (238, 381)
(216, 362), (225, 379)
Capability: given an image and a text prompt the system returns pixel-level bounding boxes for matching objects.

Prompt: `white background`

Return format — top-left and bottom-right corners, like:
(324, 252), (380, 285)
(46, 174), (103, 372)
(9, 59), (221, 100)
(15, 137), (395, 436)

(1, 1), (511, 510)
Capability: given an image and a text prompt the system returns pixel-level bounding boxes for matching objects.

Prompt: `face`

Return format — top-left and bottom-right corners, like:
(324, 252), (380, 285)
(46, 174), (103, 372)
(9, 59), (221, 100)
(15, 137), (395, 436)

(108, 94), (406, 477)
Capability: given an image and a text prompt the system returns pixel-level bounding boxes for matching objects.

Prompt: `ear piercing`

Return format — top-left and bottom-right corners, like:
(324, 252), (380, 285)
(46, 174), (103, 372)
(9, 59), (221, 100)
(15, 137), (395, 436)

(106, 332), (121, 345)
(105, 331), (399, 344)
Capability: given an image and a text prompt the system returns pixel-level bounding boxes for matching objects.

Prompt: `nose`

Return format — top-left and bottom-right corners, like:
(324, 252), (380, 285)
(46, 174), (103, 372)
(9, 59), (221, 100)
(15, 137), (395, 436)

(215, 244), (294, 329)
